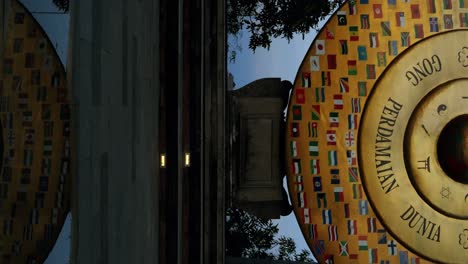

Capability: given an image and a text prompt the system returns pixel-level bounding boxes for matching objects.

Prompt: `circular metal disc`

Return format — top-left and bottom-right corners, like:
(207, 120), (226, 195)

(286, 0), (467, 263)
(0, 0), (71, 262)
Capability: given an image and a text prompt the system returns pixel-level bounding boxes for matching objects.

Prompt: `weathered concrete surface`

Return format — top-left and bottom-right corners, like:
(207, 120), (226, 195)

(68, 0), (160, 263)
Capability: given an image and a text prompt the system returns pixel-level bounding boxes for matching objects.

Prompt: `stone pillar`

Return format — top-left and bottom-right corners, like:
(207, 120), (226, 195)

(228, 78), (293, 219)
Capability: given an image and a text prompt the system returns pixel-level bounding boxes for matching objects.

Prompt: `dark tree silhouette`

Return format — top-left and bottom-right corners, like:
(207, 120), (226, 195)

(52, 0), (69, 12)
(227, 0), (344, 51)
(226, 208), (314, 262)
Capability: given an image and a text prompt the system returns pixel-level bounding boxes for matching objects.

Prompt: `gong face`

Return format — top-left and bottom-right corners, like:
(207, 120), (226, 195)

(0, 0), (71, 263)
(286, 1), (467, 263)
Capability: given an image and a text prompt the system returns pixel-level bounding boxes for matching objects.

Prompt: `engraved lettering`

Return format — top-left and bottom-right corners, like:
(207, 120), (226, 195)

(400, 205), (441, 242)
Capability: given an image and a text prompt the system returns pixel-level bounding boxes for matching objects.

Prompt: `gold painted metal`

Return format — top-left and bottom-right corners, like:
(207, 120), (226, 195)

(406, 80), (468, 218)
(359, 30), (468, 263)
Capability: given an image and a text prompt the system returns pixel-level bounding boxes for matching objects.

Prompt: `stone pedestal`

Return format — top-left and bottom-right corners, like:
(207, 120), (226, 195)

(228, 78), (292, 219)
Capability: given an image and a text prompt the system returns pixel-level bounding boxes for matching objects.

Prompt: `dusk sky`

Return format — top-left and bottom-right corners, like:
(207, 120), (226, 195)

(19, 0), (331, 262)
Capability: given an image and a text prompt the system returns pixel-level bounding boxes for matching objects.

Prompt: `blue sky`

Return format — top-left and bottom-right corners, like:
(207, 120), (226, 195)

(228, 19), (330, 261)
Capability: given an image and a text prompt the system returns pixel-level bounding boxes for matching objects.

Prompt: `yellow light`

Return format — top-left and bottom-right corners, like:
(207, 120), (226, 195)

(184, 153), (190, 167)
(160, 154), (166, 168)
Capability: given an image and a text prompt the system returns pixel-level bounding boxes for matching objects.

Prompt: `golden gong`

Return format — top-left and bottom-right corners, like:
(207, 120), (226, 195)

(359, 30), (468, 263)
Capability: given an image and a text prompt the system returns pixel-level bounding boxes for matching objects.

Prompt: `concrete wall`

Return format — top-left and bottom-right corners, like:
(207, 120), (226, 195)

(68, 0), (160, 263)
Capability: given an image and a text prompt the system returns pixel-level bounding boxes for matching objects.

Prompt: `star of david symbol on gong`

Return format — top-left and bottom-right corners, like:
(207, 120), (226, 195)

(440, 186), (451, 199)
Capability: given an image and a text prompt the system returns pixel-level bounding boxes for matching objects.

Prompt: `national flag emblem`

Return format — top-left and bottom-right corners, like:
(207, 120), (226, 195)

(369, 33), (379, 47)
(315, 87), (325, 102)
(401, 32), (410, 47)
(373, 4), (383, 18)
(388, 40), (398, 56)
(349, 167), (359, 182)
(316, 40), (325, 55)
(328, 225), (338, 241)
(310, 56), (320, 71)
(327, 130), (337, 145)
(328, 150), (338, 166)
(312, 105), (320, 120)
(338, 11), (347, 25)
(349, 26), (359, 41)
(291, 122), (300, 137)
(461, 0), (466, 8)
(309, 122), (318, 137)
(290, 141), (298, 157)
(411, 257), (420, 264)
(348, 114), (358, 129)
(314, 240), (325, 256)
(334, 187), (344, 202)
(292, 159), (301, 174)
(298, 192), (307, 208)
(317, 193), (328, 208)
(327, 55), (337, 69)
(361, 14), (369, 29)
(377, 52), (386, 66)
(387, 240), (397, 255)
(369, 248), (378, 264)
(443, 0), (453, 9)
(350, 254), (359, 261)
(308, 224), (318, 240)
(325, 26), (335, 39)
(339, 40), (348, 54)
(367, 217), (377, 233)
(358, 82), (367, 96)
(399, 251), (408, 264)
(324, 254), (334, 264)
(460, 13), (468, 27)
(349, 0), (357, 14)
(302, 73), (311, 87)
(388, 0), (396, 7)
(414, 24), (424, 38)
(339, 241), (349, 256)
(321, 71), (331, 86)
(359, 200), (369, 215)
(358, 46), (367, 61)
(329, 112), (339, 127)
(396, 12), (405, 27)
(427, 0), (436, 13)
(296, 88), (305, 104)
(348, 60), (357, 75)
(331, 169), (340, 184)
(314, 177), (323, 192)
(347, 150), (357, 165)
(381, 21), (391, 36)
(311, 159), (320, 174)
(348, 219), (358, 235)
(344, 203), (350, 218)
(378, 229), (387, 244)
(43, 140), (53, 156)
(353, 184), (363, 199)
(411, 4), (420, 18)
(444, 14), (453, 29)
(296, 181), (304, 192)
(429, 17), (439, 32)
(339, 77), (349, 93)
(366, 64), (376, 79)
(345, 131), (355, 147)
(334, 95), (344, 110)
(322, 209), (332, 224)
(359, 236), (368, 250)
(309, 141), (319, 156)
(292, 105), (302, 120)
(24, 149), (33, 167)
(303, 208), (311, 224)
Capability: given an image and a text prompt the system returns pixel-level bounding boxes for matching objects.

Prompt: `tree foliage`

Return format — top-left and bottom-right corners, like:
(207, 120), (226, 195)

(52, 0), (69, 12)
(227, 0), (344, 52)
(226, 208), (314, 262)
